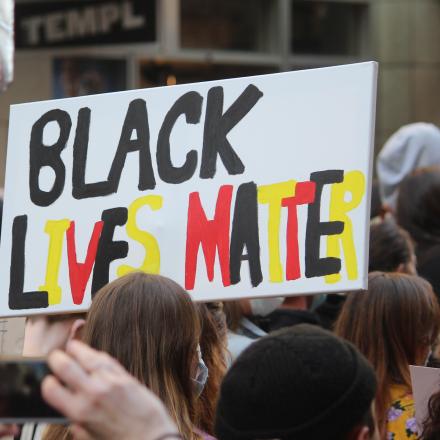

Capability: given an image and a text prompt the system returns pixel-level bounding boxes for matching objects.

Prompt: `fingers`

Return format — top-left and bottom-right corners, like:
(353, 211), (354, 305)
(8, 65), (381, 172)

(42, 343), (179, 440)
(41, 375), (77, 417)
(43, 350), (127, 424)
(0, 424), (19, 437)
(42, 373), (110, 425)
(66, 341), (124, 375)
(70, 424), (94, 440)
(47, 349), (94, 393)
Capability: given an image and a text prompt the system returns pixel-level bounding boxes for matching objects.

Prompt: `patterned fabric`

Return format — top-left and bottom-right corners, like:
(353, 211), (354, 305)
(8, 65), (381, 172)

(386, 385), (419, 439)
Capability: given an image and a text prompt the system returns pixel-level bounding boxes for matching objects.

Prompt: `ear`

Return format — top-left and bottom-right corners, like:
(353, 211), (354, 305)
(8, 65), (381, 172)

(396, 263), (406, 273)
(356, 427), (371, 440)
(68, 319), (86, 342)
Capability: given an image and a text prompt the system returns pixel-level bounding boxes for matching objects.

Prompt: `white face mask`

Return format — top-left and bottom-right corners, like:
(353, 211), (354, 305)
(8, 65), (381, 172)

(249, 297), (284, 317)
(193, 345), (208, 397)
(425, 349), (433, 367)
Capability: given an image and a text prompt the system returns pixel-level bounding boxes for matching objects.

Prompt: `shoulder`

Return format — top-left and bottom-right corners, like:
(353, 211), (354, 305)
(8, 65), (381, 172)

(19, 423), (47, 440)
(227, 331), (254, 363)
(387, 388), (419, 439)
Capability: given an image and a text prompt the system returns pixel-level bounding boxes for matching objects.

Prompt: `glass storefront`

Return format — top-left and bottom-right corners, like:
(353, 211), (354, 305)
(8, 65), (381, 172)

(291, 1), (368, 56)
(181, 0), (278, 53)
(14, 0), (371, 91)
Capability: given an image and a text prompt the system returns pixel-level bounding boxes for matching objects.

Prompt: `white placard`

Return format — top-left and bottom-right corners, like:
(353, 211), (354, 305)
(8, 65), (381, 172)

(410, 365), (440, 429)
(0, 62), (377, 316)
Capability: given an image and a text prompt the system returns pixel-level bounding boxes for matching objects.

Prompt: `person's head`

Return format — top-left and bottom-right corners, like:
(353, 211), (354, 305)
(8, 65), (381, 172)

(82, 272), (202, 440)
(23, 313), (86, 357)
(377, 123), (440, 210)
(422, 390), (440, 440)
(369, 219), (416, 274)
(223, 297), (284, 330)
(396, 166), (440, 245)
(335, 272), (440, 436)
(215, 324), (378, 440)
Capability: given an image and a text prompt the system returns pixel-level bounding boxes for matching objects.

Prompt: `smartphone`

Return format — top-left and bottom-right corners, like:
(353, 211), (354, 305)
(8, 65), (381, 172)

(0, 359), (67, 423)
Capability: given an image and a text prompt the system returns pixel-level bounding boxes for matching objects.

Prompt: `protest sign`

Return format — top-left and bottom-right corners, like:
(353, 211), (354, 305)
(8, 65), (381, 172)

(410, 365), (440, 429)
(0, 62), (377, 316)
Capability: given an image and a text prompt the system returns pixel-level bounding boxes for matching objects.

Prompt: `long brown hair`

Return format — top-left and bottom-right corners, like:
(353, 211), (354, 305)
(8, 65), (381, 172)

(334, 272), (440, 438)
(223, 299), (245, 332)
(197, 302), (228, 435)
(45, 272), (202, 440)
(422, 390), (440, 439)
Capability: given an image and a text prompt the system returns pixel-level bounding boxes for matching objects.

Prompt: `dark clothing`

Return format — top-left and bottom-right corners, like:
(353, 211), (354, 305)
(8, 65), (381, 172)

(215, 325), (377, 440)
(257, 309), (321, 333)
(315, 294), (346, 331)
(417, 242), (440, 300)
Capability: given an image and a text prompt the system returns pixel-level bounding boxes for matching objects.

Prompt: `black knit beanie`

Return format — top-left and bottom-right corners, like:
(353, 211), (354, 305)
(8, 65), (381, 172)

(215, 324), (377, 440)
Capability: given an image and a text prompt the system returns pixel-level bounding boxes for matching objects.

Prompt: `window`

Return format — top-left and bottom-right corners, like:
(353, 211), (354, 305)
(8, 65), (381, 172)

(139, 61), (277, 88)
(291, 1), (368, 56)
(181, 0), (278, 52)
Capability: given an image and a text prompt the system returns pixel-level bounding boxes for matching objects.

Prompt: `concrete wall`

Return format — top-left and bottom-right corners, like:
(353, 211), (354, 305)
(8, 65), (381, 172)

(371, 0), (440, 151)
(3, 1), (440, 176)
(0, 53), (51, 186)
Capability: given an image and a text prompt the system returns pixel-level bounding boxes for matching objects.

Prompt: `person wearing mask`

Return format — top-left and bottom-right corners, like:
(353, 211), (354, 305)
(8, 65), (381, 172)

(44, 272), (212, 440)
(223, 297), (283, 363)
(214, 324), (378, 440)
(335, 272), (440, 439)
(41, 340), (181, 440)
(261, 295), (322, 333)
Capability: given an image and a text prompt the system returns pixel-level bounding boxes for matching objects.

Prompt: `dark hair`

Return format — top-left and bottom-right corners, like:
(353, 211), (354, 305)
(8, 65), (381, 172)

(215, 324), (377, 440)
(396, 166), (440, 244)
(222, 300), (244, 332)
(369, 219), (414, 273)
(370, 179), (382, 219)
(335, 272), (440, 437)
(423, 390), (440, 439)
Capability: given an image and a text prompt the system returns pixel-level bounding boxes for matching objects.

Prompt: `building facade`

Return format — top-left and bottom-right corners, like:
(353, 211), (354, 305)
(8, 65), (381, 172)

(1, 0), (440, 184)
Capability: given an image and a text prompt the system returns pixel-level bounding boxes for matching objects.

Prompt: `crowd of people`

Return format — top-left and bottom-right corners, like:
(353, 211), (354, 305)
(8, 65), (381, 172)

(1, 122), (440, 439)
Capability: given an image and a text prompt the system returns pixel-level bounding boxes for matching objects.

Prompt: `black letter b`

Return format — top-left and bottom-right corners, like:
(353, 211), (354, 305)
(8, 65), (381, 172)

(29, 109), (71, 207)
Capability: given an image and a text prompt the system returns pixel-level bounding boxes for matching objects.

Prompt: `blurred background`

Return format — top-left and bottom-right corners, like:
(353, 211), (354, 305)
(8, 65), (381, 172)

(0, 0), (438, 187)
